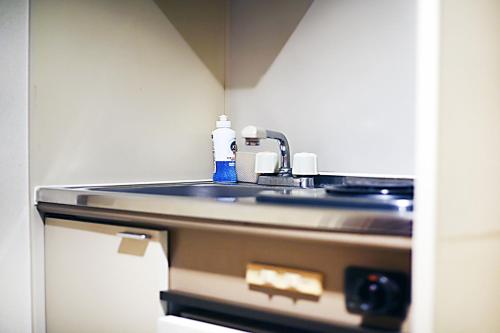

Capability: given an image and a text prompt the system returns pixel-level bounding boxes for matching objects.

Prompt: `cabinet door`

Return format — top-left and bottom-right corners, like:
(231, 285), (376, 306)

(157, 316), (248, 333)
(45, 218), (168, 333)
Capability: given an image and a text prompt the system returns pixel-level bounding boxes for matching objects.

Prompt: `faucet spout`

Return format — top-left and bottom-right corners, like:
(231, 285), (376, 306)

(241, 125), (292, 176)
(265, 130), (291, 176)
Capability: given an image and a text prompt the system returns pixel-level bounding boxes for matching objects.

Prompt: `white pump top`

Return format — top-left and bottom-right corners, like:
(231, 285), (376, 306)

(216, 115), (231, 128)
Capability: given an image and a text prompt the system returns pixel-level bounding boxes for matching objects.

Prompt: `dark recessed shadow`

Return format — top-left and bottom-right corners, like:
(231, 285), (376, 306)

(153, 0), (313, 89)
(154, 0), (227, 86)
(227, 0), (313, 88)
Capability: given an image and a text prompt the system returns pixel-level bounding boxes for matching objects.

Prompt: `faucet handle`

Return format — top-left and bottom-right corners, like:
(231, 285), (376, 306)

(292, 153), (318, 176)
(255, 152), (279, 174)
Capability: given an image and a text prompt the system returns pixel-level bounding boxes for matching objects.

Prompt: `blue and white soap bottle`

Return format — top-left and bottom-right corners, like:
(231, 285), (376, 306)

(212, 115), (237, 183)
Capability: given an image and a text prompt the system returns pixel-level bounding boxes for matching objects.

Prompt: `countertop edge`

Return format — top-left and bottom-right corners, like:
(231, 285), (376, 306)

(36, 201), (412, 250)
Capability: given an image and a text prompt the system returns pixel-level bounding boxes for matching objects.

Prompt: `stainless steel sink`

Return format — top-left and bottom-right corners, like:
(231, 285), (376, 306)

(89, 183), (279, 198)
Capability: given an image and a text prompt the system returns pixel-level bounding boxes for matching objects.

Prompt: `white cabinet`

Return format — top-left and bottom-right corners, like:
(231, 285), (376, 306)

(157, 316), (248, 333)
(45, 218), (168, 333)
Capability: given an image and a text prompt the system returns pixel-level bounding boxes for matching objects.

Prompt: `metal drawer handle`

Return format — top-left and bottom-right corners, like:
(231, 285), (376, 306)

(116, 232), (151, 240)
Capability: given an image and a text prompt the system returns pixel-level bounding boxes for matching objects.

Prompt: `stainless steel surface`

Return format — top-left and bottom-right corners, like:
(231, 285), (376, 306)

(116, 231), (151, 240)
(256, 175), (314, 188)
(265, 129), (292, 176)
(257, 188), (413, 212)
(90, 183), (279, 198)
(36, 203), (412, 249)
(242, 127), (292, 176)
(36, 181), (412, 239)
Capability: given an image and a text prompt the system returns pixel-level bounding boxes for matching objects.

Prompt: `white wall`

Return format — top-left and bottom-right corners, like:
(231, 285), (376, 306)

(433, 0), (500, 331)
(0, 0), (32, 332)
(414, 0), (500, 332)
(227, 0), (416, 176)
(412, 0), (440, 331)
(29, 0), (225, 331)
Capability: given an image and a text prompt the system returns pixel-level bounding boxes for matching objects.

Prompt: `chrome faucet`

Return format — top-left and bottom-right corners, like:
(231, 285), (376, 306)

(241, 126), (292, 176)
(241, 125), (314, 188)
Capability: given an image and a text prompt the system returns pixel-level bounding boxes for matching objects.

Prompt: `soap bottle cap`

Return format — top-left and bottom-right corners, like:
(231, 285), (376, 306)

(216, 115), (231, 128)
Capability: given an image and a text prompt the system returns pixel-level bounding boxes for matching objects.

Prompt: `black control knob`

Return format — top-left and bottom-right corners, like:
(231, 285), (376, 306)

(356, 274), (401, 313)
(345, 267), (410, 318)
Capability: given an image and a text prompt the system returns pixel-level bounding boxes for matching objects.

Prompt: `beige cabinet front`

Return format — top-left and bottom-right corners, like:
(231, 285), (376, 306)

(45, 218), (168, 333)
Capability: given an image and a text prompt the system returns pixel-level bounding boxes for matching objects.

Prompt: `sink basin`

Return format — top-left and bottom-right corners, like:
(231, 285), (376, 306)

(89, 183), (278, 199)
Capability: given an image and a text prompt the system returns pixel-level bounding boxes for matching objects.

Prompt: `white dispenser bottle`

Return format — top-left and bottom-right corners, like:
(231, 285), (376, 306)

(212, 115), (237, 183)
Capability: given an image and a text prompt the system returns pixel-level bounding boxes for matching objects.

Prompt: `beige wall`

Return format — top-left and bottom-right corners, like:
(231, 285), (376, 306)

(29, 0), (225, 330)
(0, 0), (32, 332)
(30, 0), (224, 186)
(227, 0), (416, 176)
(433, 0), (500, 332)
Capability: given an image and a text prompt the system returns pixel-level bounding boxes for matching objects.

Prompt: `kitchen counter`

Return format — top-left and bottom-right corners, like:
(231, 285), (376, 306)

(36, 180), (412, 250)
(39, 181), (413, 332)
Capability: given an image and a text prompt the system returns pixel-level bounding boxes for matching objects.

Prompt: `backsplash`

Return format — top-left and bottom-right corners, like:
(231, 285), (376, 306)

(227, 0), (416, 176)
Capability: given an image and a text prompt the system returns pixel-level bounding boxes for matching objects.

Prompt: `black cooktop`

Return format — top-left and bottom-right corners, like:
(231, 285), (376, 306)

(325, 177), (413, 196)
(256, 176), (414, 212)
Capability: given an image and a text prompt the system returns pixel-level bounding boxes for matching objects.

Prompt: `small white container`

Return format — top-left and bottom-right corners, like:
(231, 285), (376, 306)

(292, 153), (318, 176)
(255, 152), (278, 174)
(212, 115), (237, 182)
